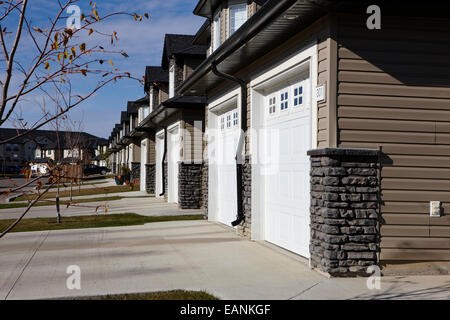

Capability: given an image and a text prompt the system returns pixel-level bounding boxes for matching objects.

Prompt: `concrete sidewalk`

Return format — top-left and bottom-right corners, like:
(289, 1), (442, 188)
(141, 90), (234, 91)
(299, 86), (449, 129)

(0, 197), (202, 219)
(0, 220), (448, 300)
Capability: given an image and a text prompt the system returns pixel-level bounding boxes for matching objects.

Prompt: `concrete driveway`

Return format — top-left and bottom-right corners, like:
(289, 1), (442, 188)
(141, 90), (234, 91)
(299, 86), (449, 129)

(1, 220), (449, 300)
(0, 196), (202, 219)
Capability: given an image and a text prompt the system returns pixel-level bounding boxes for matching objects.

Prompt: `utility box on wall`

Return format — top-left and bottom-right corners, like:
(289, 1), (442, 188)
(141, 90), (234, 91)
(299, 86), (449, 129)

(430, 201), (442, 218)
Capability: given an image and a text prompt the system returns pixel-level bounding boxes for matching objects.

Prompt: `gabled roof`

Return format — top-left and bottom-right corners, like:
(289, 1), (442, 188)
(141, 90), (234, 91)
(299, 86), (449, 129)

(194, 0), (222, 18)
(144, 66), (168, 92)
(192, 19), (211, 46)
(135, 95), (149, 105)
(120, 111), (128, 123)
(0, 128), (106, 149)
(127, 101), (139, 115)
(161, 34), (207, 69)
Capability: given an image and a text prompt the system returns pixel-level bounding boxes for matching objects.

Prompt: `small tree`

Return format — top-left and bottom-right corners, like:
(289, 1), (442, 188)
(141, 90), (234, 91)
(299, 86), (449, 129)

(0, 1), (148, 237)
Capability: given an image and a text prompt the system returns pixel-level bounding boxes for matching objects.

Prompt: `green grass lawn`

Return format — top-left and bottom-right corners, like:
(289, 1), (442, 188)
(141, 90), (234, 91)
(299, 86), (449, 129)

(68, 290), (219, 300)
(0, 196), (123, 210)
(0, 213), (204, 233)
(13, 184), (138, 202)
(41, 180), (107, 191)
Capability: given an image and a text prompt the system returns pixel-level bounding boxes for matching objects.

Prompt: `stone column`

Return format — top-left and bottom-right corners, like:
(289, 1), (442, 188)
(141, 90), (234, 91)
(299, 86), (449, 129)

(178, 161), (203, 209)
(307, 148), (380, 276)
(202, 161), (208, 219)
(237, 156), (252, 238)
(145, 163), (155, 194)
(131, 162), (140, 184)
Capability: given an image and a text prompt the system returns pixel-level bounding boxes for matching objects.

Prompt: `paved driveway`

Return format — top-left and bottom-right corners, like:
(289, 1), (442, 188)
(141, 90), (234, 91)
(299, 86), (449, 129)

(1, 220), (449, 300)
(0, 197), (202, 219)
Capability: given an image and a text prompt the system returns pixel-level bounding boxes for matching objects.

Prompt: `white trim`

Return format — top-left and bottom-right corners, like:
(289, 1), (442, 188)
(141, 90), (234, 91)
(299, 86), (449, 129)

(156, 129), (165, 137)
(208, 87), (240, 111)
(169, 65), (175, 98)
(207, 88), (241, 224)
(212, 9), (221, 51)
(167, 120), (181, 132)
(250, 41), (318, 242)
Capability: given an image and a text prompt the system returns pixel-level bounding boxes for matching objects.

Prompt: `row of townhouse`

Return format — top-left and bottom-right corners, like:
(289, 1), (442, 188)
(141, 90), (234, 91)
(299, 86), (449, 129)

(106, 0), (450, 276)
(0, 128), (107, 170)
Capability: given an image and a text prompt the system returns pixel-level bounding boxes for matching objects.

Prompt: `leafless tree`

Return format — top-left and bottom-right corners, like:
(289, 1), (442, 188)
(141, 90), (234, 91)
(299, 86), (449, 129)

(0, 0), (148, 235)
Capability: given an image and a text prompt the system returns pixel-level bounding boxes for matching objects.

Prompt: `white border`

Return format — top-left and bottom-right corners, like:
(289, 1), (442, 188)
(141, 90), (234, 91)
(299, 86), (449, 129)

(250, 41), (318, 242)
(207, 88), (241, 223)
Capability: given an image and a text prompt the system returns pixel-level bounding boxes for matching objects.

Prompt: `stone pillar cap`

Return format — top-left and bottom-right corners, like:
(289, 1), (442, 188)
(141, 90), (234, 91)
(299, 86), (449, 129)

(307, 148), (380, 157)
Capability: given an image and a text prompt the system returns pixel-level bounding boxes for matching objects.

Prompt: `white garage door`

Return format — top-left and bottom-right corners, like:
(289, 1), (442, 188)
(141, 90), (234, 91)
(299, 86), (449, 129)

(155, 132), (164, 198)
(168, 125), (180, 203)
(217, 108), (239, 226)
(263, 75), (311, 257)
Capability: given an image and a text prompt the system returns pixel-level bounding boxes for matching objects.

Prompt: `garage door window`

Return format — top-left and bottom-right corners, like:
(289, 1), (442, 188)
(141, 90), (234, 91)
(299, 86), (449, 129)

(268, 96), (276, 115)
(280, 91), (289, 111)
(233, 111), (239, 126)
(226, 114), (232, 128)
(293, 85), (303, 107)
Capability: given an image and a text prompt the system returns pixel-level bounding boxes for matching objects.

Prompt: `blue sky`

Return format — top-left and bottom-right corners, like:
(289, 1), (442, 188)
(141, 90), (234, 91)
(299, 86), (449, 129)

(4, 0), (205, 138)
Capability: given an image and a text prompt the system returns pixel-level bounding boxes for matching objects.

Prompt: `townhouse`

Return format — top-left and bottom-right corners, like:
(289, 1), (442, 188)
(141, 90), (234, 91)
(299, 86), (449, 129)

(177, 0), (450, 275)
(135, 66), (169, 194)
(107, 34), (207, 209)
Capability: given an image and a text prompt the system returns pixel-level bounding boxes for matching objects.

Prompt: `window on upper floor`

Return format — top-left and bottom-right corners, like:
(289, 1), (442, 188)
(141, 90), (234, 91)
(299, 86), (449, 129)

(142, 105), (149, 120)
(212, 9), (221, 52)
(169, 65), (175, 98)
(229, 3), (247, 35)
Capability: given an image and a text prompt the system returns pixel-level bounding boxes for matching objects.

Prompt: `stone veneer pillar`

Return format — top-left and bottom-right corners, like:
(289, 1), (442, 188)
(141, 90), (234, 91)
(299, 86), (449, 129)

(178, 161), (203, 209)
(202, 161), (208, 219)
(237, 156), (252, 238)
(307, 148), (380, 276)
(131, 162), (140, 184)
(145, 164), (155, 194)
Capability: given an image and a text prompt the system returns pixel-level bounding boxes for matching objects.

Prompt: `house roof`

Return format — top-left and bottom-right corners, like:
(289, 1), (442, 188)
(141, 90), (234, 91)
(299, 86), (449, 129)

(0, 128), (107, 150)
(144, 66), (168, 92)
(193, 0), (222, 18)
(134, 95), (149, 105)
(127, 101), (139, 115)
(182, 0), (450, 94)
(161, 34), (207, 69)
(192, 19), (211, 46)
(120, 111), (128, 123)
(161, 95), (206, 108)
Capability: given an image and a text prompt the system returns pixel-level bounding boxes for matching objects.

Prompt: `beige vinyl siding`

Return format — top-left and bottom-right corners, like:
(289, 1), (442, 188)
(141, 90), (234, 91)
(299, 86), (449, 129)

(182, 109), (205, 162)
(317, 39), (329, 147)
(132, 143), (141, 162)
(146, 135), (156, 163)
(336, 14), (450, 261)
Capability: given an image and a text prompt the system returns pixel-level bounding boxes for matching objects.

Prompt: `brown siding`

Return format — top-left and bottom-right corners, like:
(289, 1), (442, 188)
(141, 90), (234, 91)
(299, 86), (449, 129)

(336, 14), (450, 262)
(182, 108), (205, 162)
(147, 135), (156, 163)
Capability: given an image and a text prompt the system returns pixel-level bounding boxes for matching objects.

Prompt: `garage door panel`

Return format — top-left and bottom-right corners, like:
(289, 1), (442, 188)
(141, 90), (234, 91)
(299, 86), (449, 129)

(217, 108), (239, 226)
(263, 76), (311, 257)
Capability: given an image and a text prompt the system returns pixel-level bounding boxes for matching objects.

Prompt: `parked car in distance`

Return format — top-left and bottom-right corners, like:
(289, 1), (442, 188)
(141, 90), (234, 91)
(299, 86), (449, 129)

(83, 164), (111, 176)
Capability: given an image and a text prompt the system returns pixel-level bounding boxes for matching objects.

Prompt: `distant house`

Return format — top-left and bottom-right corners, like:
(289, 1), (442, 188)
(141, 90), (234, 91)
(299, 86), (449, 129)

(0, 128), (107, 172)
